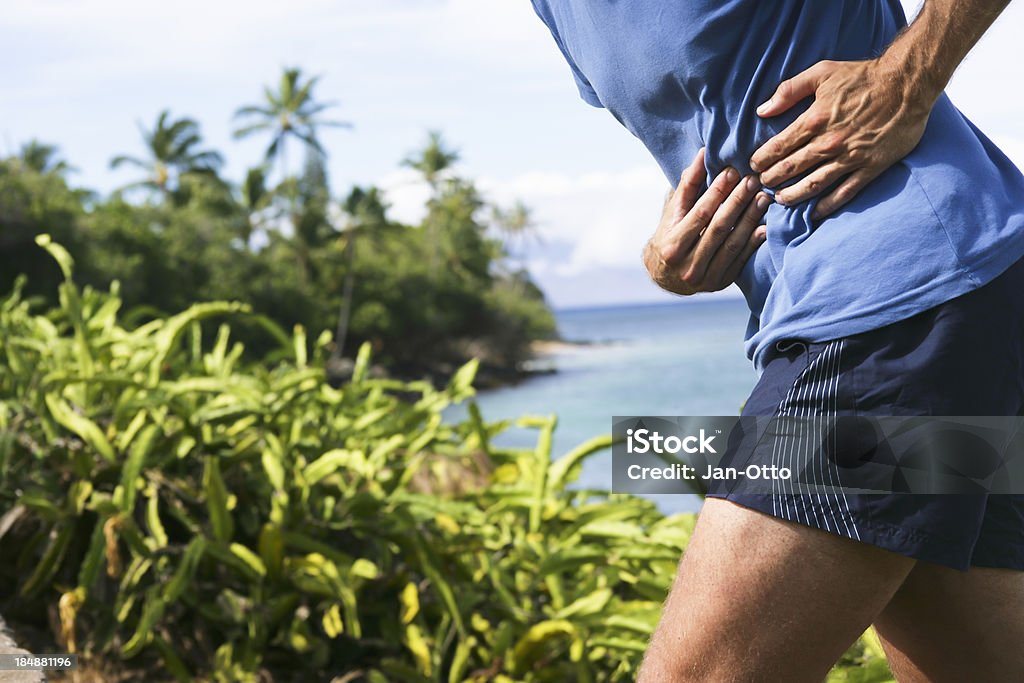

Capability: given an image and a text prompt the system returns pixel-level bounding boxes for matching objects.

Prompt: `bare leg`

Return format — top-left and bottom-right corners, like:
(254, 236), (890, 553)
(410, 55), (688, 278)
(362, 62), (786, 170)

(873, 562), (1024, 682)
(639, 498), (915, 683)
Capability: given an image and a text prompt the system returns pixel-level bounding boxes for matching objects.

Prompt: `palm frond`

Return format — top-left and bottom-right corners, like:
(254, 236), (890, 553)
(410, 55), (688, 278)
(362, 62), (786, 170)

(233, 105), (275, 119)
(109, 155), (147, 170)
(233, 122), (273, 139)
(264, 134), (283, 162)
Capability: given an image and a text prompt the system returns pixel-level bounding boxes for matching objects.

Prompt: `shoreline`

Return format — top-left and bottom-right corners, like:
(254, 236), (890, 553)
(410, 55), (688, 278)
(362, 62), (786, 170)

(529, 337), (623, 356)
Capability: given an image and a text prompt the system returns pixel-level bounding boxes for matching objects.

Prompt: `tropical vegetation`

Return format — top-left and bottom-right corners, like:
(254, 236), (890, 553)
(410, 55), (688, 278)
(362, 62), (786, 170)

(0, 237), (893, 682)
(0, 67), (556, 387)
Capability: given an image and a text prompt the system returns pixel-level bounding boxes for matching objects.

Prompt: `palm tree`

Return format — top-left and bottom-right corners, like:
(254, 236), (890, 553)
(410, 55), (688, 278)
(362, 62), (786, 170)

(238, 165), (274, 249)
(331, 185), (387, 362)
(233, 67), (350, 180)
(402, 130), (459, 191)
(110, 110), (223, 197)
(492, 200), (542, 262)
(402, 131), (460, 272)
(19, 140), (73, 176)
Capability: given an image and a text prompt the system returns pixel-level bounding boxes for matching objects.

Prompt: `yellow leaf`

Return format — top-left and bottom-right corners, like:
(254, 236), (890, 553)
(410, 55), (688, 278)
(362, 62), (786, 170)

(400, 582), (419, 624)
(436, 513), (460, 535)
(322, 604), (344, 639)
(404, 624), (432, 676)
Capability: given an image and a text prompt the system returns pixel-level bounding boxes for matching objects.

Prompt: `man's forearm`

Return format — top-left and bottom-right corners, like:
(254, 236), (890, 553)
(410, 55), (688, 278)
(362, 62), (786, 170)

(882, 0), (1012, 108)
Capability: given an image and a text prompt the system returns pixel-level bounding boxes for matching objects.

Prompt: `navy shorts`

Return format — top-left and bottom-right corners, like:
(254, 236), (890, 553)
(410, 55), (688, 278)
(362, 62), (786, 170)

(707, 256), (1024, 571)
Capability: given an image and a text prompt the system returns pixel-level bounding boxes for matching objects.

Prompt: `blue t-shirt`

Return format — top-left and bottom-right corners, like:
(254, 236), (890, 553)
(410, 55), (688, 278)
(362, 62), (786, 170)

(531, 0), (1024, 371)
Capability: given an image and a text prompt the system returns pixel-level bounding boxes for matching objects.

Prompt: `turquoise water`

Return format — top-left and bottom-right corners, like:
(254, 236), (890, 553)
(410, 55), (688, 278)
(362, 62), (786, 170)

(446, 297), (759, 514)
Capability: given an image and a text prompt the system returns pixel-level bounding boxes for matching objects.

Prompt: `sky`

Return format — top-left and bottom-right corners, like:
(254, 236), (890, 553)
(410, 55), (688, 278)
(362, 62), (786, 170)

(2, 0), (1023, 308)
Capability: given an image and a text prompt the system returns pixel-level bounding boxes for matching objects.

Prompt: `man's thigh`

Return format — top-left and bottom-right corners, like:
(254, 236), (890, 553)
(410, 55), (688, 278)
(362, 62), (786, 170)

(639, 498), (915, 683)
(873, 561), (1024, 683)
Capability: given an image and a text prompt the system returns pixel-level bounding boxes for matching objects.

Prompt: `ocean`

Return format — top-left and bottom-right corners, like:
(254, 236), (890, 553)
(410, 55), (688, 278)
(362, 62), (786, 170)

(445, 296), (759, 514)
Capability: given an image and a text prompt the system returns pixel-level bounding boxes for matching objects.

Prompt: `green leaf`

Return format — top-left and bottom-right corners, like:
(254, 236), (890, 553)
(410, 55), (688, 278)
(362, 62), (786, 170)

(149, 302), (250, 384)
(512, 620), (576, 674)
(548, 434), (614, 493)
(350, 558), (378, 580)
(35, 233), (74, 280)
(261, 450), (286, 492)
(44, 394), (116, 463)
(554, 588), (612, 620)
(446, 357), (478, 399)
(164, 536), (207, 603)
(351, 342), (372, 384)
(304, 449), (364, 485)
(229, 542), (267, 577)
(203, 457), (234, 542)
(408, 532), (465, 636)
(293, 324), (307, 368)
(145, 489), (168, 549)
(117, 424), (160, 513)
(77, 520), (108, 597)
(20, 523), (73, 597)
(529, 415), (557, 532)
(258, 523), (284, 580)
(122, 586), (167, 657)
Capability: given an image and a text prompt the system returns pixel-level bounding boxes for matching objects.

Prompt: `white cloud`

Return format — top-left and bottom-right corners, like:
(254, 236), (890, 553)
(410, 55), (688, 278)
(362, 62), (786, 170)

(378, 168), (433, 226)
(479, 167), (667, 276)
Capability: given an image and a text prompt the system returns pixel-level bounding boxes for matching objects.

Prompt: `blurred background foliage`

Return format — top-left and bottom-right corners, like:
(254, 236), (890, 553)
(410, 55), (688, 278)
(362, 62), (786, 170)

(0, 67), (556, 388)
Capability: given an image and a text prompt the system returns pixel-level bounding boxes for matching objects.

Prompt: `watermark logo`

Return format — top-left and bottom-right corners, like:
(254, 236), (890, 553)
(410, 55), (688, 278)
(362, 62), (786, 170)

(611, 415), (1024, 495)
(625, 427), (717, 454)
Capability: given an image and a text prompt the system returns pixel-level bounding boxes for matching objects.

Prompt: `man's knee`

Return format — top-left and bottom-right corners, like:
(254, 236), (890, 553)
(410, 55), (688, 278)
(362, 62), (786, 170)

(639, 643), (761, 683)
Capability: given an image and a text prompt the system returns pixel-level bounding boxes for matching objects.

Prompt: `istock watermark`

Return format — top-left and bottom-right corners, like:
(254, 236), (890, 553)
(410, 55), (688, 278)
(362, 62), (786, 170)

(625, 427), (719, 454)
(612, 416), (1024, 495)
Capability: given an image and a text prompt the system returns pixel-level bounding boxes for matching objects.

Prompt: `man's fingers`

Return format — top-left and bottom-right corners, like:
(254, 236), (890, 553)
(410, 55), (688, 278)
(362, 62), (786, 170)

(687, 174), (760, 285)
(703, 191), (770, 288)
(749, 106), (825, 174)
(811, 168), (880, 220)
(676, 147), (707, 213)
(656, 148), (708, 264)
(774, 159), (849, 205)
(671, 168), (744, 290)
(718, 226), (767, 290)
(683, 166), (741, 233)
(759, 130), (845, 189)
(755, 61), (833, 118)
(662, 164), (736, 262)
(735, 191), (772, 237)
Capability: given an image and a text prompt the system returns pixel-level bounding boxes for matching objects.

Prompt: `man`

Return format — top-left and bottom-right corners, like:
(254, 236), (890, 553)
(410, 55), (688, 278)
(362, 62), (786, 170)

(530, 1), (1024, 680)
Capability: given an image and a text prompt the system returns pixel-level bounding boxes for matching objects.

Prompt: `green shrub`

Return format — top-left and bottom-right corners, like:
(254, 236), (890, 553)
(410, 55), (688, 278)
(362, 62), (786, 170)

(0, 236), (688, 682)
(0, 236), (892, 682)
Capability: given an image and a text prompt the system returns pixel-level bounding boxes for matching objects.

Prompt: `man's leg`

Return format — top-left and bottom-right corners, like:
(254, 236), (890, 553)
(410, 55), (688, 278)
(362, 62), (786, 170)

(873, 562), (1024, 682)
(639, 498), (915, 683)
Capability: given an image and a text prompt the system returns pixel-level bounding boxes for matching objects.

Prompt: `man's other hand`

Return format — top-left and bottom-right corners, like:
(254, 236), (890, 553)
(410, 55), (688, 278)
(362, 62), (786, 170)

(644, 148), (769, 295)
(749, 58), (933, 220)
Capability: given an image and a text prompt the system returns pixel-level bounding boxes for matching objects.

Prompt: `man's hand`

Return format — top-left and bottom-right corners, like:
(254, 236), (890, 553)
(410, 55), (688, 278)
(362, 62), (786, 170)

(749, 58), (931, 219)
(645, 148), (769, 295)
(749, 0), (1012, 220)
